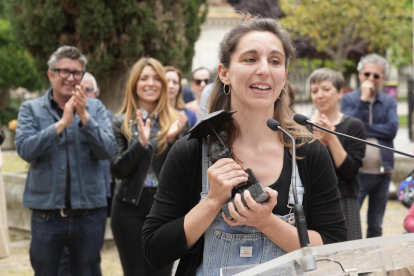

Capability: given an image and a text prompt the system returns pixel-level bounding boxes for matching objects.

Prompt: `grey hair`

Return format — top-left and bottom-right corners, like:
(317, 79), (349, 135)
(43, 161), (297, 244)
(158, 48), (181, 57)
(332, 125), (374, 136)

(357, 53), (388, 75)
(309, 68), (345, 92)
(47, 46), (87, 71)
(83, 72), (100, 96)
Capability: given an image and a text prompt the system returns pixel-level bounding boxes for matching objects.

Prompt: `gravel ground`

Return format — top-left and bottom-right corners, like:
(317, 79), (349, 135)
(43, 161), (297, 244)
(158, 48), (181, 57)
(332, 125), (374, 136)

(0, 199), (409, 276)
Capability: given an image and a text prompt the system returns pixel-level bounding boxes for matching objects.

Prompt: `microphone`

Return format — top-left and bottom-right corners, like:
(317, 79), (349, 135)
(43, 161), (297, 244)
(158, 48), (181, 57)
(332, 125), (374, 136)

(293, 114), (414, 159)
(266, 119), (316, 272)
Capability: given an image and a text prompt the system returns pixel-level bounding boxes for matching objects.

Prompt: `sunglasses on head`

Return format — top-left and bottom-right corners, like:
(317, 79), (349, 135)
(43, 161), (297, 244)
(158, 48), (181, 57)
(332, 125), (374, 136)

(194, 79), (209, 86)
(363, 72), (382, 80)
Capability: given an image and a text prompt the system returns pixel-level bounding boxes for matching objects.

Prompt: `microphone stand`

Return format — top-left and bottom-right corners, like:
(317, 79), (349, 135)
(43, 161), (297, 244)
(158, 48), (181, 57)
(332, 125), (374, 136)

(266, 119), (317, 272)
(298, 116), (414, 159)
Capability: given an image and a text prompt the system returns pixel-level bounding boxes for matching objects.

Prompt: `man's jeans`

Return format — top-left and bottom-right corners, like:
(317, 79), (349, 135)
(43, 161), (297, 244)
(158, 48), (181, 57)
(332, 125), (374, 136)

(358, 173), (391, 238)
(29, 207), (107, 276)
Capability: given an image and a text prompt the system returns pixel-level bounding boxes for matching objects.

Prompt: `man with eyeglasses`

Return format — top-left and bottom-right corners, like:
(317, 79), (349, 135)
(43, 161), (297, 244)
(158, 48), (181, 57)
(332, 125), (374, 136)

(342, 53), (399, 238)
(15, 46), (115, 275)
(186, 67), (211, 116)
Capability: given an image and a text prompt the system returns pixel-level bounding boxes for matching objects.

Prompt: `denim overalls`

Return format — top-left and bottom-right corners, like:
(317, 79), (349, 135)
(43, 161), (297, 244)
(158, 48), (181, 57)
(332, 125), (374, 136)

(196, 142), (304, 276)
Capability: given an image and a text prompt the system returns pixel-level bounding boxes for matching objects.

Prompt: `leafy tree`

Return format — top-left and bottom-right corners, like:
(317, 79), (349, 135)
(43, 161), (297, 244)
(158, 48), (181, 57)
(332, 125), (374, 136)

(0, 18), (41, 126)
(228, 0), (284, 19)
(280, 0), (412, 71)
(4, 0), (208, 110)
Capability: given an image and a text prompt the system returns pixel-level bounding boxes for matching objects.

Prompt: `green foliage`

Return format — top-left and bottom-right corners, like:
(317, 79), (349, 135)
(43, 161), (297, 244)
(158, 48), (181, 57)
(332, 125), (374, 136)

(0, 98), (22, 126)
(296, 58), (356, 75)
(280, 0), (413, 70)
(4, 0), (208, 89)
(0, 18), (41, 125)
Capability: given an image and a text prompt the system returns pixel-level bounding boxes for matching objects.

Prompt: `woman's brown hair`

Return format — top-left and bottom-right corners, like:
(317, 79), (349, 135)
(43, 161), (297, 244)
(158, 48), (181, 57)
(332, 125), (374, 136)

(209, 14), (315, 154)
(118, 57), (179, 154)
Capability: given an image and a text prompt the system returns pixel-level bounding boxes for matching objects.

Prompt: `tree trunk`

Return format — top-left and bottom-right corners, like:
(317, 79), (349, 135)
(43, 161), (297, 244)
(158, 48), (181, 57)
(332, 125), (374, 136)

(98, 66), (129, 114)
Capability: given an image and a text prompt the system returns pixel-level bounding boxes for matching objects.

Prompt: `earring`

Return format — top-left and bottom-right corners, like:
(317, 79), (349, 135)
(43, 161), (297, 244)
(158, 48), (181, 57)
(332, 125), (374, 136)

(278, 87), (286, 100)
(223, 84), (231, 96)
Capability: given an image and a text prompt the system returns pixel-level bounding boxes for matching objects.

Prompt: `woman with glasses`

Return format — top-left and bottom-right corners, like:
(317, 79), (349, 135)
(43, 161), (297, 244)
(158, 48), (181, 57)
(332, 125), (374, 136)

(165, 66), (197, 128)
(110, 57), (189, 276)
(185, 67), (211, 116)
(310, 68), (366, 240)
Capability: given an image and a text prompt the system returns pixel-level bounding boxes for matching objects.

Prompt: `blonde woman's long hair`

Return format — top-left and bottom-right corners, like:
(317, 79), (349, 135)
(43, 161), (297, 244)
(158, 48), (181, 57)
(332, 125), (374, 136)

(119, 57), (179, 154)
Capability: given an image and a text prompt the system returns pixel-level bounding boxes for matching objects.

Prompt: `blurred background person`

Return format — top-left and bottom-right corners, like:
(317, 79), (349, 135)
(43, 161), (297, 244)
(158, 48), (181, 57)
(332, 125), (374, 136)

(185, 67), (211, 116)
(110, 57), (188, 276)
(342, 54), (398, 238)
(164, 66), (197, 128)
(81, 72), (114, 211)
(182, 84), (195, 104)
(310, 68), (366, 240)
(404, 203), (414, 233)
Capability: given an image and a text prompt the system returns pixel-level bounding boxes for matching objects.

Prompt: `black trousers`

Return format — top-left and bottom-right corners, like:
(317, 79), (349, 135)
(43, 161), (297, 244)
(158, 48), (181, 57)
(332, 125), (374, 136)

(111, 188), (173, 276)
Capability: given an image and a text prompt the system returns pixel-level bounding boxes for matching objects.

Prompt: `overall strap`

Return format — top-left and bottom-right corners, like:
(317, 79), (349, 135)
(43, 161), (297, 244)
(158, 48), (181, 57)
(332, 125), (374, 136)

(201, 139), (211, 200)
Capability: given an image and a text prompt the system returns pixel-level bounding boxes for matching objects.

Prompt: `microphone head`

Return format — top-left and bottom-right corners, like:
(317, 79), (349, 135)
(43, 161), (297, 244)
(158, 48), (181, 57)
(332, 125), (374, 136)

(266, 119), (281, 131)
(293, 114), (309, 126)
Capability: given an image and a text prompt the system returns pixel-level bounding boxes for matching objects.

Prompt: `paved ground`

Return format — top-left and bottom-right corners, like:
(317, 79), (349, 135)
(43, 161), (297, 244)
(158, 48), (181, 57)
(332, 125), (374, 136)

(0, 199), (409, 276)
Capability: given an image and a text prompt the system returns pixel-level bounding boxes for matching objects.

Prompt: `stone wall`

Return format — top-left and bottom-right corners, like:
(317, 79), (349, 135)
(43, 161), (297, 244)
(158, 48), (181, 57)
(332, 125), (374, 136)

(3, 172), (114, 240)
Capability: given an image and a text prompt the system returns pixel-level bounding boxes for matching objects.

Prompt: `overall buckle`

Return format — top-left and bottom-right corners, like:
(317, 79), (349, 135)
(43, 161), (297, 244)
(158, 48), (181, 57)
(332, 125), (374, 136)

(60, 209), (68, 217)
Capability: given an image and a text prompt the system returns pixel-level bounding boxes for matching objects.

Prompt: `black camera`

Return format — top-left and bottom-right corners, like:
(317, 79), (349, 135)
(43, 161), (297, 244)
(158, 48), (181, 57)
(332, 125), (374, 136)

(221, 168), (269, 220)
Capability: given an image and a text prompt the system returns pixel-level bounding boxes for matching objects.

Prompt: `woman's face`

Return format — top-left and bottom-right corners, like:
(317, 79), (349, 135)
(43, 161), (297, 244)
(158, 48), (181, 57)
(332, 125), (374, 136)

(219, 31), (288, 113)
(310, 80), (342, 114)
(136, 65), (162, 108)
(166, 71), (180, 102)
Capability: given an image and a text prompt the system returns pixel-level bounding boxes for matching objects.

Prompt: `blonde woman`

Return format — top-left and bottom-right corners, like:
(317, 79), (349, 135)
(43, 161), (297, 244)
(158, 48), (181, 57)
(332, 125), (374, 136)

(110, 57), (188, 276)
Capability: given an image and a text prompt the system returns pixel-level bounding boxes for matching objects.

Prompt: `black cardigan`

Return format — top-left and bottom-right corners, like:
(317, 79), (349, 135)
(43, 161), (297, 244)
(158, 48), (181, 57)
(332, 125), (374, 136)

(327, 115), (366, 198)
(142, 137), (347, 276)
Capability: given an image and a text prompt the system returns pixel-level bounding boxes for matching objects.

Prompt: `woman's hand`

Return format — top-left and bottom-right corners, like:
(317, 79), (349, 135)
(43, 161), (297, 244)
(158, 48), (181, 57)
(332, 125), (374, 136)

(223, 187), (278, 229)
(314, 114), (335, 146)
(206, 158), (249, 208)
(166, 111), (188, 143)
(136, 109), (151, 147)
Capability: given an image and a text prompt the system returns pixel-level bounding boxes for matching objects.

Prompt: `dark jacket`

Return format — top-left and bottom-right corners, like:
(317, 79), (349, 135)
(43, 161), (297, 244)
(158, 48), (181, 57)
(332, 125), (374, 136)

(110, 113), (189, 205)
(341, 89), (398, 170)
(142, 137), (347, 275)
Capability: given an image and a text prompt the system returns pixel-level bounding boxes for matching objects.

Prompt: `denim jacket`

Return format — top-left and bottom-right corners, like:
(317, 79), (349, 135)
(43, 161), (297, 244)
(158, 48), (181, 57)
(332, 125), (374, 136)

(341, 89), (398, 170)
(15, 88), (116, 209)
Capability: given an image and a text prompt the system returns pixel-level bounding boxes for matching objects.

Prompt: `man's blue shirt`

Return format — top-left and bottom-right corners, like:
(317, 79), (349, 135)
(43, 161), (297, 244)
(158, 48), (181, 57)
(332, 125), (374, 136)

(341, 89), (398, 170)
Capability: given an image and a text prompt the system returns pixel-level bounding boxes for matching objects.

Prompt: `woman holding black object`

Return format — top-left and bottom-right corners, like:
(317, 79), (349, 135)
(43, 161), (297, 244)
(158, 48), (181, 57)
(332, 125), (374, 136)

(143, 15), (347, 276)
(309, 68), (366, 240)
(110, 57), (188, 276)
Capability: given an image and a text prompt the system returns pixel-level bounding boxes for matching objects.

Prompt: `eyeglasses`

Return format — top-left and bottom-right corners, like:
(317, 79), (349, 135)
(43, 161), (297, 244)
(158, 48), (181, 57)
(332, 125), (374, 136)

(193, 79), (209, 86)
(363, 72), (382, 80)
(85, 87), (95, 94)
(53, 68), (85, 80)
